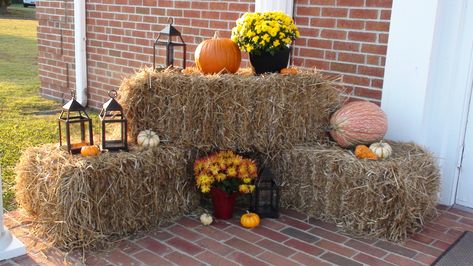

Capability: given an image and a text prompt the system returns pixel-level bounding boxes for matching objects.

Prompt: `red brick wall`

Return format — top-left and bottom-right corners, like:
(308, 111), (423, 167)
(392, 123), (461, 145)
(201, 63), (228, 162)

(37, 0), (392, 108)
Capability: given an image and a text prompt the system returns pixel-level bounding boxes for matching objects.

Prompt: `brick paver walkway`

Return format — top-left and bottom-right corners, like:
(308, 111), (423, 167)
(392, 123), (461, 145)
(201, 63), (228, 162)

(1, 205), (472, 265)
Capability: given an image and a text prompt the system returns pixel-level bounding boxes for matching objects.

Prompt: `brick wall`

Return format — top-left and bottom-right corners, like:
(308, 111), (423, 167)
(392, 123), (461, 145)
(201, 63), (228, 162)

(37, 0), (392, 109)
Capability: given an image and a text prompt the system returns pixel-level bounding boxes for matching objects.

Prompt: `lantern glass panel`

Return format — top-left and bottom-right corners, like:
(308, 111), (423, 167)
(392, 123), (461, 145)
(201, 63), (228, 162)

(252, 168), (280, 218)
(99, 91), (128, 152)
(58, 108), (94, 154)
(101, 120), (127, 150)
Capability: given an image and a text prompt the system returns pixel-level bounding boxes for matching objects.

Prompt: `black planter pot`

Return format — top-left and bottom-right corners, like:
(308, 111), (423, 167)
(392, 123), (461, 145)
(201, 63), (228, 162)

(249, 49), (290, 75)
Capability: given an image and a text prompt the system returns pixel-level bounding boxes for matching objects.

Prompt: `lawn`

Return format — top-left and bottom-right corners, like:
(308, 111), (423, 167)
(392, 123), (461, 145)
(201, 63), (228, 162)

(0, 8), (61, 209)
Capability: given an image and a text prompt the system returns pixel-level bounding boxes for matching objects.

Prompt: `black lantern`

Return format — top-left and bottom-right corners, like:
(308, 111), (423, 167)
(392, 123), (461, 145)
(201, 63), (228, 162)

(58, 92), (94, 154)
(251, 168), (280, 218)
(153, 17), (186, 69)
(99, 90), (128, 152)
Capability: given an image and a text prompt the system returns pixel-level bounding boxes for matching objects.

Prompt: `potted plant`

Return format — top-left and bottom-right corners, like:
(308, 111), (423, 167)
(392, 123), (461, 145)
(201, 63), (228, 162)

(194, 151), (257, 219)
(231, 11), (300, 74)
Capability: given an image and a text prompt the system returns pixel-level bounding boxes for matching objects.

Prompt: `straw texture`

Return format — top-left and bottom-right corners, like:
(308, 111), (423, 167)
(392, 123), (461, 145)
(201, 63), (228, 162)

(15, 144), (199, 250)
(273, 141), (440, 242)
(118, 67), (341, 155)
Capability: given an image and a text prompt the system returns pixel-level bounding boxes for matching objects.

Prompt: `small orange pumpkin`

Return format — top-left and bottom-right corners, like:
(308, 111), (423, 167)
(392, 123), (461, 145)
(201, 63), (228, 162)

(280, 67), (298, 75)
(195, 31), (241, 74)
(354, 145), (378, 160)
(80, 145), (100, 156)
(240, 211), (260, 228)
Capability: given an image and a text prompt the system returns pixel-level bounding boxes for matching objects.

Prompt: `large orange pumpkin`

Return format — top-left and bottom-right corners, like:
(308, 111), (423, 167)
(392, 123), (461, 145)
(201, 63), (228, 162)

(329, 101), (388, 148)
(195, 32), (241, 74)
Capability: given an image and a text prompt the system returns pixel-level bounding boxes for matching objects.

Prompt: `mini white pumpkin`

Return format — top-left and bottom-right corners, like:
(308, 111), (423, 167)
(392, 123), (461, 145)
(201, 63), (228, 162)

(200, 213), (213, 226)
(137, 129), (160, 148)
(369, 141), (392, 159)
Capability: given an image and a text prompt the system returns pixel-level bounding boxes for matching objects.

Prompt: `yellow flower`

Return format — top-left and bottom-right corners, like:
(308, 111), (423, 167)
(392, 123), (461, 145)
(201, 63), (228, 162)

(239, 185), (250, 194)
(243, 177), (252, 184)
(252, 36), (259, 42)
(273, 40), (280, 47)
(201, 185), (211, 193)
(262, 34), (270, 42)
(216, 173), (226, 182)
(210, 164), (219, 175)
(227, 167), (237, 177)
(249, 185), (255, 193)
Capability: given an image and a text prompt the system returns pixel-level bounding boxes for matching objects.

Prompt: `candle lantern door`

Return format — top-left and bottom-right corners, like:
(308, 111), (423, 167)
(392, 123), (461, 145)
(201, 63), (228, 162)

(251, 168), (280, 218)
(58, 93), (94, 154)
(99, 90), (128, 152)
(153, 17), (186, 69)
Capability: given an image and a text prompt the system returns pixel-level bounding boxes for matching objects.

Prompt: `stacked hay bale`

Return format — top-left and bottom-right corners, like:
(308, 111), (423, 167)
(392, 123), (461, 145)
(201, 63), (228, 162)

(273, 142), (440, 241)
(15, 144), (199, 250)
(118, 68), (341, 155)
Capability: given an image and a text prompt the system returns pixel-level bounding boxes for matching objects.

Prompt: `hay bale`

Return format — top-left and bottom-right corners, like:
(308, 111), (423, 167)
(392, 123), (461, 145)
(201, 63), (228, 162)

(273, 141), (440, 242)
(15, 144), (199, 250)
(118, 68), (341, 155)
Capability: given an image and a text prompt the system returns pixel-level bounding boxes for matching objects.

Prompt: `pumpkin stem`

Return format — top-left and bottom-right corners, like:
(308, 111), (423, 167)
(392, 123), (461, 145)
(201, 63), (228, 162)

(213, 31), (220, 39)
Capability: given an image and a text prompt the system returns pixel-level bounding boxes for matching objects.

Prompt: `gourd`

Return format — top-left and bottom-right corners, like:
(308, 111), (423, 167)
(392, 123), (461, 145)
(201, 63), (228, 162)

(329, 101), (388, 148)
(200, 213), (213, 226)
(80, 145), (100, 156)
(280, 67), (298, 75)
(369, 141), (392, 159)
(240, 211), (260, 228)
(195, 32), (241, 74)
(137, 130), (160, 148)
(354, 145), (378, 160)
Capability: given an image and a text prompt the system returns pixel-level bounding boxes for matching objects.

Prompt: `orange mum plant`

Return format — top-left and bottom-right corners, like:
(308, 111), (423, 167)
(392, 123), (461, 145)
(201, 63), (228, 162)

(194, 151), (258, 194)
(354, 145), (378, 160)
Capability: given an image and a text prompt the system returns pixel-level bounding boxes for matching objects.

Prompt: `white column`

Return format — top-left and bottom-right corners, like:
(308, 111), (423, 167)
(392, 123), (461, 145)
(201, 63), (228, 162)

(74, 0), (87, 106)
(0, 165), (26, 260)
(382, 0), (473, 205)
(255, 0), (294, 17)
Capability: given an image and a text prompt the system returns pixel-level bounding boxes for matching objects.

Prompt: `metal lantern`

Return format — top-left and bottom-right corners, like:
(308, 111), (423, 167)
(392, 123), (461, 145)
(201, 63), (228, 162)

(58, 92), (94, 154)
(153, 17), (186, 69)
(99, 90), (128, 152)
(251, 168), (280, 218)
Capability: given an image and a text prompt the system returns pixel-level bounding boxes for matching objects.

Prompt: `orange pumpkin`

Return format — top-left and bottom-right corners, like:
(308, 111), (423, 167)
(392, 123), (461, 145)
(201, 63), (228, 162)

(240, 211), (260, 228)
(80, 145), (100, 156)
(195, 32), (241, 74)
(280, 67), (298, 75)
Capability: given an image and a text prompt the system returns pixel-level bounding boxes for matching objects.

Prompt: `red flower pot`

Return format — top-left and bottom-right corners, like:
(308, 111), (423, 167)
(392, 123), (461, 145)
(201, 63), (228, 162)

(210, 188), (238, 219)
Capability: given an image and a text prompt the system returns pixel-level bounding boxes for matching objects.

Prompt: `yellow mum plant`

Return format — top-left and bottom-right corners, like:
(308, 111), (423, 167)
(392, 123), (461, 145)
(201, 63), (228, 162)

(194, 151), (257, 194)
(231, 11), (300, 55)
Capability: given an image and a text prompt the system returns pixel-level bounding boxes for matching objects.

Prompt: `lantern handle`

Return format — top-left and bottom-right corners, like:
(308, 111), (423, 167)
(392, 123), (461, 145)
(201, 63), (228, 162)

(167, 17), (173, 25)
(108, 90), (118, 99)
(70, 90), (76, 99)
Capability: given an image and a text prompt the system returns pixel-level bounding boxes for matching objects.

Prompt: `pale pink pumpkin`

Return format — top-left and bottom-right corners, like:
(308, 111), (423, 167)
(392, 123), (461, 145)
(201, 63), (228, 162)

(329, 101), (388, 148)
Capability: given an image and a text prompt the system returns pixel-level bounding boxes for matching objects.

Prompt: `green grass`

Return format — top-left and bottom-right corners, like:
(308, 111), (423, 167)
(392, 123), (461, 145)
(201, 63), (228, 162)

(0, 18), (61, 210)
(0, 4), (36, 20)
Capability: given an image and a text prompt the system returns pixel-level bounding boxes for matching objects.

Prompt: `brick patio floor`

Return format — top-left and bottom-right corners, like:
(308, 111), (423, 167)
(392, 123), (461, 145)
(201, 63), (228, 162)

(1, 205), (472, 265)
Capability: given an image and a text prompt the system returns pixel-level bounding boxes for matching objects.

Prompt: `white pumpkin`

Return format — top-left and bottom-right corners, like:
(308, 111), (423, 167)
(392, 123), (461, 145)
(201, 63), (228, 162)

(369, 141), (392, 159)
(137, 130), (160, 148)
(200, 213), (213, 226)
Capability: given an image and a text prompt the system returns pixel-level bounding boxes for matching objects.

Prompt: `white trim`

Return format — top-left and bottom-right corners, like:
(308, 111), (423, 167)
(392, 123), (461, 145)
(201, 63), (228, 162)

(452, 1), (473, 205)
(74, 0), (87, 106)
(0, 166), (26, 260)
